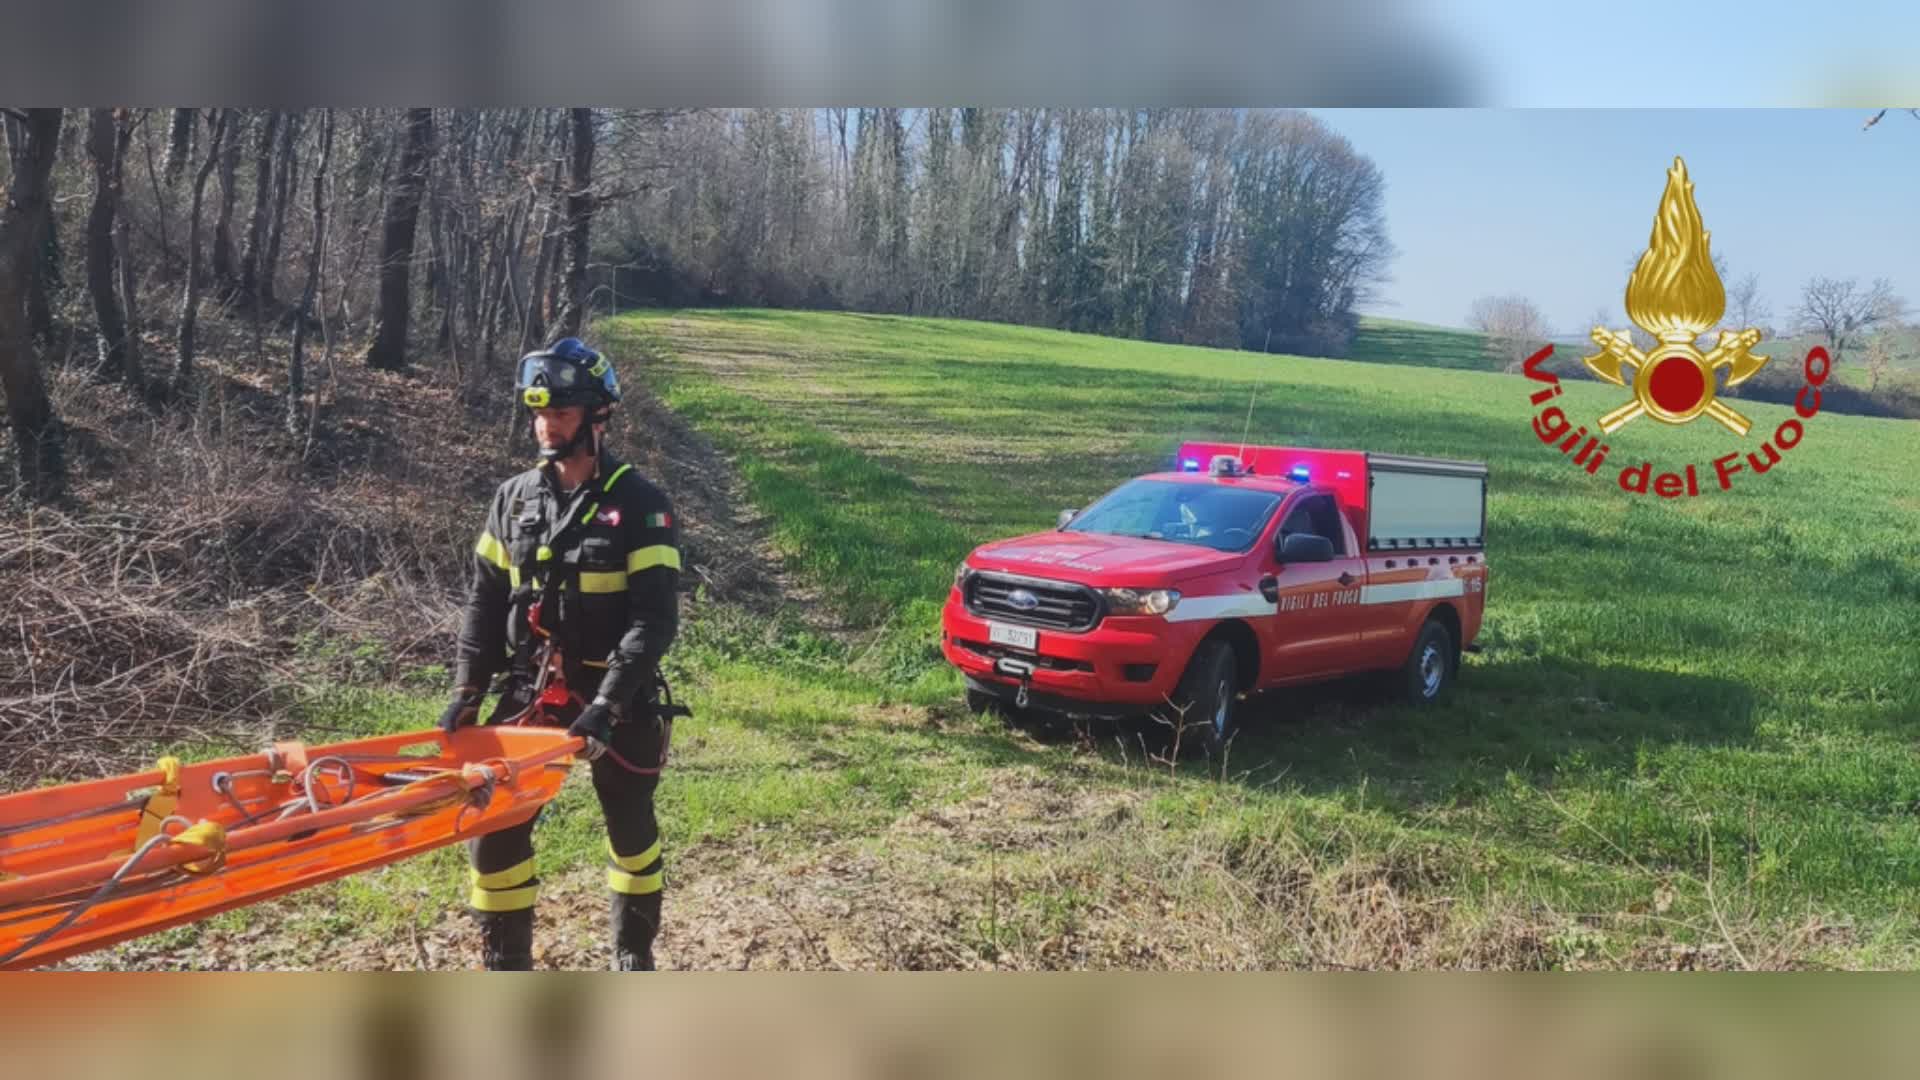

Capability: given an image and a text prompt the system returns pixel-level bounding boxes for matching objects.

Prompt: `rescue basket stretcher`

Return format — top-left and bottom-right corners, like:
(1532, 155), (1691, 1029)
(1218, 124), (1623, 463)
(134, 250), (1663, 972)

(0, 726), (581, 970)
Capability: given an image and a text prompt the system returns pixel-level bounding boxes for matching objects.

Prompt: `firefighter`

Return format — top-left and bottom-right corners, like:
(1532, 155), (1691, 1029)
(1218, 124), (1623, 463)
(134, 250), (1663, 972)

(441, 337), (682, 971)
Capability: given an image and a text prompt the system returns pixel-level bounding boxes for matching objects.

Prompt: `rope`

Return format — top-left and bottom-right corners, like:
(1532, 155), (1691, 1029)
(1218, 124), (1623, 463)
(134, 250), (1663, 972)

(275, 756), (358, 821)
(0, 814), (195, 969)
(211, 773), (266, 827)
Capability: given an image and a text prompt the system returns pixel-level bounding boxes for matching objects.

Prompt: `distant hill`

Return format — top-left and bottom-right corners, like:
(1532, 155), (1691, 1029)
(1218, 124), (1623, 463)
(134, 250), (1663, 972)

(1348, 316), (1919, 417)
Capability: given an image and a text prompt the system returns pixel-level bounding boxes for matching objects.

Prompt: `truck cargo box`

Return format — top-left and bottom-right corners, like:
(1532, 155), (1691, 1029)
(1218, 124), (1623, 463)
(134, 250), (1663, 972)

(1173, 442), (1486, 551)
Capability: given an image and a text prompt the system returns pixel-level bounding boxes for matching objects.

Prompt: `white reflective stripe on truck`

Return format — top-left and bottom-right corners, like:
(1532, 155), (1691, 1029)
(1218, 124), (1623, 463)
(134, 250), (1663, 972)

(1166, 577), (1465, 622)
(1165, 594), (1279, 622)
(1357, 578), (1466, 604)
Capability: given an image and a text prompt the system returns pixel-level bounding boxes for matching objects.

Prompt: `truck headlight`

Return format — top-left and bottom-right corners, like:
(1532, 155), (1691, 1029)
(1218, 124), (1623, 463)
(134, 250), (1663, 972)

(1101, 587), (1180, 616)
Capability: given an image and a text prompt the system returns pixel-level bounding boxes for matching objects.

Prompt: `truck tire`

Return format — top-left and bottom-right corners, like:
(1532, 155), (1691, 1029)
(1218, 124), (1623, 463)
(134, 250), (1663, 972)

(1401, 618), (1455, 705)
(1160, 640), (1238, 758)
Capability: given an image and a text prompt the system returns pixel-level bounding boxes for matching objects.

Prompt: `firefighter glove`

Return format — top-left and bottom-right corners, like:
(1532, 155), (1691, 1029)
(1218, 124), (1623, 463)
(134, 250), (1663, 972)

(439, 687), (485, 735)
(569, 698), (619, 760)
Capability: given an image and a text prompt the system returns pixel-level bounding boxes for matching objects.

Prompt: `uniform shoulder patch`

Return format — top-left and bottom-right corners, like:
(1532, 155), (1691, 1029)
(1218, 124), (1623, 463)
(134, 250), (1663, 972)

(595, 507), (623, 527)
(645, 511), (672, 528)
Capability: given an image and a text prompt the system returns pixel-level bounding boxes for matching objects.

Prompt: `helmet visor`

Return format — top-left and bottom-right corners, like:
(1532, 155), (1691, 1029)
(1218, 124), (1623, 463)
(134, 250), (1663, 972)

(518, 354), (591, 393)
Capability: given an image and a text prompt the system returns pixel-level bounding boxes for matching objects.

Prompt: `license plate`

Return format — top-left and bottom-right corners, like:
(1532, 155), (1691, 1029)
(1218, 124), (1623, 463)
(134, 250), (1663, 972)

(988, 622), (1038, 651)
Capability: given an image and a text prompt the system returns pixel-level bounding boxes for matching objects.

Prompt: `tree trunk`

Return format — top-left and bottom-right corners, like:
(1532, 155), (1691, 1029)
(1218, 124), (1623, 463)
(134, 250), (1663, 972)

(0, 110), (67, 498)
(539, 219), (565, 335)
(291, 111), (334, 437)
(261, 112), (301, 309)
(239, 111), (281, 301)
(86, 108), (133, 383)
(116, 182), (144, 395)
(164, 108), (195, 186)
(364, 108), (434, 370)
(176, 109), (229, 391)
(552, 108), (597, 337)
(210, 111), (244, 293)
(523, 153), (563, 350)
(23, 158), (56, 346)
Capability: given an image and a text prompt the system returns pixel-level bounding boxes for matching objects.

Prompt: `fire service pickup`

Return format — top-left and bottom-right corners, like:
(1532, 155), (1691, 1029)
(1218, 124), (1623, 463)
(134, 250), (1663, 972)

(941, 443), (1489, 752)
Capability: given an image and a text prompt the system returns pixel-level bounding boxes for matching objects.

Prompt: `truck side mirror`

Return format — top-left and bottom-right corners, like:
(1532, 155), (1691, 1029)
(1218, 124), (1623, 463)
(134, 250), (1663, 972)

(1057, 508), (1079, 530)
(1278, 532), (1334, 563)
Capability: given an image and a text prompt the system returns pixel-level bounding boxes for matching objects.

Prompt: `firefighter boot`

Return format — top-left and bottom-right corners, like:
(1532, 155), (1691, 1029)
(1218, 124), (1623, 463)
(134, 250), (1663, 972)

(479, 908), (534, 971)
(611, 891), (661, 971)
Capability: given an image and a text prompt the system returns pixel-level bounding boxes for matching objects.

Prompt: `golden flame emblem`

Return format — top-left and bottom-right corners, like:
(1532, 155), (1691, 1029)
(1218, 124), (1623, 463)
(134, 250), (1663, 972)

(1585, 157), (1769, 435)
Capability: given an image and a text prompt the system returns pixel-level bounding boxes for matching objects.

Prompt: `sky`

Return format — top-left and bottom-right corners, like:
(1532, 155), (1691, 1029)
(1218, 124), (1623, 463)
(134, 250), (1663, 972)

(1307, 110), (1920, 334)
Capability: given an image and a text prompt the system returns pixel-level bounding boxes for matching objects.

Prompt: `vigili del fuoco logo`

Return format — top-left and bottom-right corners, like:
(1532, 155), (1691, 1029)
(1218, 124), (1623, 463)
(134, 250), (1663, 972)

(1522, 157), (1830, 498)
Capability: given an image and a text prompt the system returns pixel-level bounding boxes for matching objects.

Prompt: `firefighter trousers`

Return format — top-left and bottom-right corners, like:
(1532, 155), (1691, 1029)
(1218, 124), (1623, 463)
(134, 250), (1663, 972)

(465, 700), (667, 915)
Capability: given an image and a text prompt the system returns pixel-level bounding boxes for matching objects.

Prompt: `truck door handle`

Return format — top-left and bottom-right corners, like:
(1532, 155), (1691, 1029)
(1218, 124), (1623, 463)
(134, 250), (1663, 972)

(1258, 576), (1279, 603)
(1338, 572), (1356, 587)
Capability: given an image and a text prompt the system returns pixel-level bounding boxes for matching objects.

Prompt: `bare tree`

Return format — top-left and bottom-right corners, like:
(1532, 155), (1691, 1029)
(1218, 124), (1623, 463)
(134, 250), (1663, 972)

(1863, 108), (1920, 130)
(163, 108), (195, 185)
(364, 108), (434, 371)
(260, 111), (301, 308)
(290, 111), (334, 437)
(239, 111), (281, 301)
(0, 109), (67, 498)
(210, 110), (244, 293)
(116, 117), (145, 398)
(1796, 276), (1905, 367)
(1468, 294), (1549, 371)
(176, 109), (230, 390)
(85, 108), (135, 384)
(1863, 333), (1891, 393)
(552, 107), (597, 338)
(1725, 272), (1770, 334)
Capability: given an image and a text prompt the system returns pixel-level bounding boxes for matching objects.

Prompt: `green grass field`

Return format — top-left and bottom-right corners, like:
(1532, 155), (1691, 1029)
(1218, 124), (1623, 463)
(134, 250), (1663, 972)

(597, 308), (1920, 967)
(88, 307), (1920, 970)
(1349, 316), (1508, 371)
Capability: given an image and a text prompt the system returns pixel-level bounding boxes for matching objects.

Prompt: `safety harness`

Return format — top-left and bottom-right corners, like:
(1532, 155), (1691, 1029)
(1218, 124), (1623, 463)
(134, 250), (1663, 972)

(496, 461), (690, 775)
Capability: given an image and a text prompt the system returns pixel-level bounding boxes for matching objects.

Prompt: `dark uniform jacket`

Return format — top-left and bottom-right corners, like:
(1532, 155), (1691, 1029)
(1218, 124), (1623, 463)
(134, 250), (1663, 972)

(454, 453), (679, 712)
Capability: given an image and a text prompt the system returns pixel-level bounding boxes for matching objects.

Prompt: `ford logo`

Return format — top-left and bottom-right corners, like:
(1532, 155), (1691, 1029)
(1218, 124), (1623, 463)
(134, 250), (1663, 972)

(1007, 589), (1041, 611)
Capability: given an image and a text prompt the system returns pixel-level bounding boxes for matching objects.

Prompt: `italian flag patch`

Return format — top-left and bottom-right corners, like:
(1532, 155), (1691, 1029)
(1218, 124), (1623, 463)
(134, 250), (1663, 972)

(646, 512), (672, 528)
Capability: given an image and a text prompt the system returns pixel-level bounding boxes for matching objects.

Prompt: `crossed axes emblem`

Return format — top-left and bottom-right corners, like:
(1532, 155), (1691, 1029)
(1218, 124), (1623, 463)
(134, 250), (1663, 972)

(1583, 326), (1769, 436)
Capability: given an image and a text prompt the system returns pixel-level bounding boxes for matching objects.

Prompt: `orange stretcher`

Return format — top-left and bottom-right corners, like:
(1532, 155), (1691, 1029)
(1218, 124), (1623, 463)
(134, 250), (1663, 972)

(0, 726), (581, 970)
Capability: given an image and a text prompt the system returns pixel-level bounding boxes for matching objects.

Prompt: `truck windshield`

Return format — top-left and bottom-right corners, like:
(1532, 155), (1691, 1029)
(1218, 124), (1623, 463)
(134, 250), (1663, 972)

(1063, 479), (1283, 553)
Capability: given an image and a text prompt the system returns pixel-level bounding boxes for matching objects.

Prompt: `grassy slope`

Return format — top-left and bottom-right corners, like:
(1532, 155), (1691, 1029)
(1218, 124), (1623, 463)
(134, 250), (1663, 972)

(594, 308), (1920, 966)
(1349, 317), (1506, 371)
(83, 307), (1920, 970)
(1354, 316), (1920, 392)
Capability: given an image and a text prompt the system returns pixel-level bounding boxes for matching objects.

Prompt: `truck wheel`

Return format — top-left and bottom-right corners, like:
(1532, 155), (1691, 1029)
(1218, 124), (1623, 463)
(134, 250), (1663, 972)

(1161, 640), (1238, 758)
(1401, 619), (1455, 705)
(965, 688), (999, 716)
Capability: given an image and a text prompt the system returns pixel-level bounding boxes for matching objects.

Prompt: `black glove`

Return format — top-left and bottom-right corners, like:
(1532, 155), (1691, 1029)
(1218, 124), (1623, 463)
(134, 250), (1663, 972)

(567, 698), (619, 759)
(439, 687), (484, 735)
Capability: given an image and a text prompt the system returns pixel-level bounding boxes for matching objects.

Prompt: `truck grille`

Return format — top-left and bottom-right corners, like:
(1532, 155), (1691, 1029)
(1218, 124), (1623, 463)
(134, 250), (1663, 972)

(965, 572), (1101, 631)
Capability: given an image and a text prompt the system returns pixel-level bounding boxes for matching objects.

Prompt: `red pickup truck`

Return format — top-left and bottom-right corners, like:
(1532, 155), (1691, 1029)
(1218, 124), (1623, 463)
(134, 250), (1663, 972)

(941, 442), (1488, 753)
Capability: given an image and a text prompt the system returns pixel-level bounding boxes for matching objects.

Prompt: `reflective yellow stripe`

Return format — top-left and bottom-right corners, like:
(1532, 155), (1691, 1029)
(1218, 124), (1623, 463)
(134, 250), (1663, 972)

(606, 867), (663, 895)
(475, 532), (511, 571)
(608, 838), (661, 873)
(580, 570), (627, 593)
(509, 566), (523, 588)
(468, 883), (539, 912)
(602, 464), (632, 491)
(628, 545), (681, 573)
(469, 857), (535, 891)
(582, 658), (609, 668)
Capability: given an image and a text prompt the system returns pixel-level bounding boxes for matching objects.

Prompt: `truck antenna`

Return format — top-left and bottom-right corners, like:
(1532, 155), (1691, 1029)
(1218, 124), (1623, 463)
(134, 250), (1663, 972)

(1237, 389), (1258, 465)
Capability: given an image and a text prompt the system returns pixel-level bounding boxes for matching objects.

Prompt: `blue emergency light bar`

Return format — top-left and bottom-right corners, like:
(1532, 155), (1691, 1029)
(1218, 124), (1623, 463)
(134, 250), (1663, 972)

(1182, 458), (1200, 472)
(1290, 465), (1311, 481)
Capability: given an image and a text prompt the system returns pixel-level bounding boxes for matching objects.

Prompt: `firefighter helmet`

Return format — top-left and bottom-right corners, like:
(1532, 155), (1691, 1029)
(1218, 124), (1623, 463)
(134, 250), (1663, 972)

(516, 338), (621, 413)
